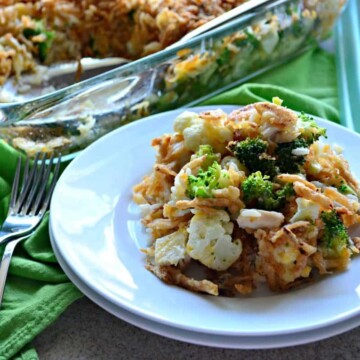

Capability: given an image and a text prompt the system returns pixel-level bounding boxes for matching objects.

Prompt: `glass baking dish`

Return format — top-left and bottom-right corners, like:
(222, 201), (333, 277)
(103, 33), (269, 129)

(0, 0), (347, 160)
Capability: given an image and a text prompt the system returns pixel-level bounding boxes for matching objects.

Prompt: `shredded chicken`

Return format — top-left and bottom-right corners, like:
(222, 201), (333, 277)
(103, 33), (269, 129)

(237, 209), (284, 229)
(228, 102), (300, 143)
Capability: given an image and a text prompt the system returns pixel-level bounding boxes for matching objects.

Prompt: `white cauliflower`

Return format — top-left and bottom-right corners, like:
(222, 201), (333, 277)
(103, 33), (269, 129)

(163, 164), (192, 218)
(258, 20), (279, 54)
(186, 209), (242, 271)
(173, 110), (232, 153)
(290, 197), (320, 223)
(220, 156), (247, 187)
(171, 167), (190, 201)
(155, 228), (188, 266)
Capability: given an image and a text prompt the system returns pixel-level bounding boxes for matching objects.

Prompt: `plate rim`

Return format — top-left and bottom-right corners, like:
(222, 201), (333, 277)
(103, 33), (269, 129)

(50, 226), (360, 349)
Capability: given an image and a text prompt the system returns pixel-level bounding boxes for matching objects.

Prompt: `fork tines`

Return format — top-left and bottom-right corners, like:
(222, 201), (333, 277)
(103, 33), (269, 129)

(10, 152), (61, 216)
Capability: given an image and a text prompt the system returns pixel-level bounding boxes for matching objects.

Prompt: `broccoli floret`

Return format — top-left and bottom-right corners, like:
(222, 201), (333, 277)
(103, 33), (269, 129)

(196, 144), (214, 157)
(244, 28), (261, 47)
(242, 171), (277, 210)
(275, 138), (309, 173)
(195, 145), (219, 169)
(338, 184), (348, 193)
(276, 183), (295, 206)
(230, 138), (278, 178)
(297, 112), (327, 144)
(338, 181), (357, 196)
(320, 210), (349, 255)
(217, 48), (231, 66)
(23, 20), (55, 62)
(274, 115), (325, 173)
(187, 161), (228, 199)
(241, 171), (294, 211)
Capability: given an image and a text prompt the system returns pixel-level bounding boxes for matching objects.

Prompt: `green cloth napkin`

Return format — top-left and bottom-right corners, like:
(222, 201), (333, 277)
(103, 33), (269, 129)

(0, 47), (339, 360)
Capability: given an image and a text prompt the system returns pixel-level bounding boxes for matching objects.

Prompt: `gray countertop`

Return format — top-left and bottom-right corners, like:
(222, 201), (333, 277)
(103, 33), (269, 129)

(33, 296), (360, 359)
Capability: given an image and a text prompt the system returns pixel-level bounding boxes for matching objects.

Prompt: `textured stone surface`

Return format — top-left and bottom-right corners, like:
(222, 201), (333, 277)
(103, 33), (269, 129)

(33, 297), (360, 360)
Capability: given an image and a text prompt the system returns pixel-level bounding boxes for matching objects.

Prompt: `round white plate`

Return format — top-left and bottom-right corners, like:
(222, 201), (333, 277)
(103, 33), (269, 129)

(50, 105), (360, 338)
(50, 227), (360, 349)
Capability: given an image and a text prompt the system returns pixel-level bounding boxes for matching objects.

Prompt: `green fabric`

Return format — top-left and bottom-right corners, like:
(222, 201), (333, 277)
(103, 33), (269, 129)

(0, 145), (83, 360)
(11, 344), (38, 360)
(204, 48), (339, 122)
(0, 47), (338, 360)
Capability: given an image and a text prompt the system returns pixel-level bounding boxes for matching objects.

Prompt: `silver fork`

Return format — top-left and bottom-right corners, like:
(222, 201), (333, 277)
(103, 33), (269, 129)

(0, 152), (61, 307)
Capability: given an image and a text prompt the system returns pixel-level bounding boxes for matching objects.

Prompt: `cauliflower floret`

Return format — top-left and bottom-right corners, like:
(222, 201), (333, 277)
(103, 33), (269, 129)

(165, 155), (198, 216)
(155, 228), (188, 266)
(173, 110), (232, 153)
(171, 167), (190, 201)
(173, 111), (198, 133)
(220, 156), (247, 187)
(258, 19), (279, 54)
(186, 209), (242, 271)
(290, 197), (321, 223)
(163, 167), (192, 218)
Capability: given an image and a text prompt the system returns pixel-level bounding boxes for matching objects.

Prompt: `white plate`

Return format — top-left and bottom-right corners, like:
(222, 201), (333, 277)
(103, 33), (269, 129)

(50, 227), (360, 349)
(50, 105), (360, 339)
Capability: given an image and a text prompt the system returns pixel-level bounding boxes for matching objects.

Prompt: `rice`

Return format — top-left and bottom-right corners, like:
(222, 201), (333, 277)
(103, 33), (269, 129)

(0, 0), (249, 86)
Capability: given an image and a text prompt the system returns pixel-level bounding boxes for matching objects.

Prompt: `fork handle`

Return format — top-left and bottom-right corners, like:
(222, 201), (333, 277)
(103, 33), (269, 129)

(0, 236), (28, 308)
(0, 231), (18, 246)
(0, 230), (32, 246)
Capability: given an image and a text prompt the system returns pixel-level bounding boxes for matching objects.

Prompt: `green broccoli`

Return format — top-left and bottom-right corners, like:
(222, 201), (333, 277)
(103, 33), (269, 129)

(196, 144), (214, 157)
(187, 161), (227, 199)
(320, 210), (349, 255)
(273, 113), (326, 173)
(297, 112), (327, 144)
(23, 20), (55, 62)
(195, 145), (219, 170)
(230, 138), (278, 178)
(217, 48), (231, 66)
(338, 184), (348, 193)
(241, 171), (294, 211)
(276, 183), (295, 205)
(244, 28), (261, 47)
(275, 138), (309, 173)
(338, 181), (357, 196)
